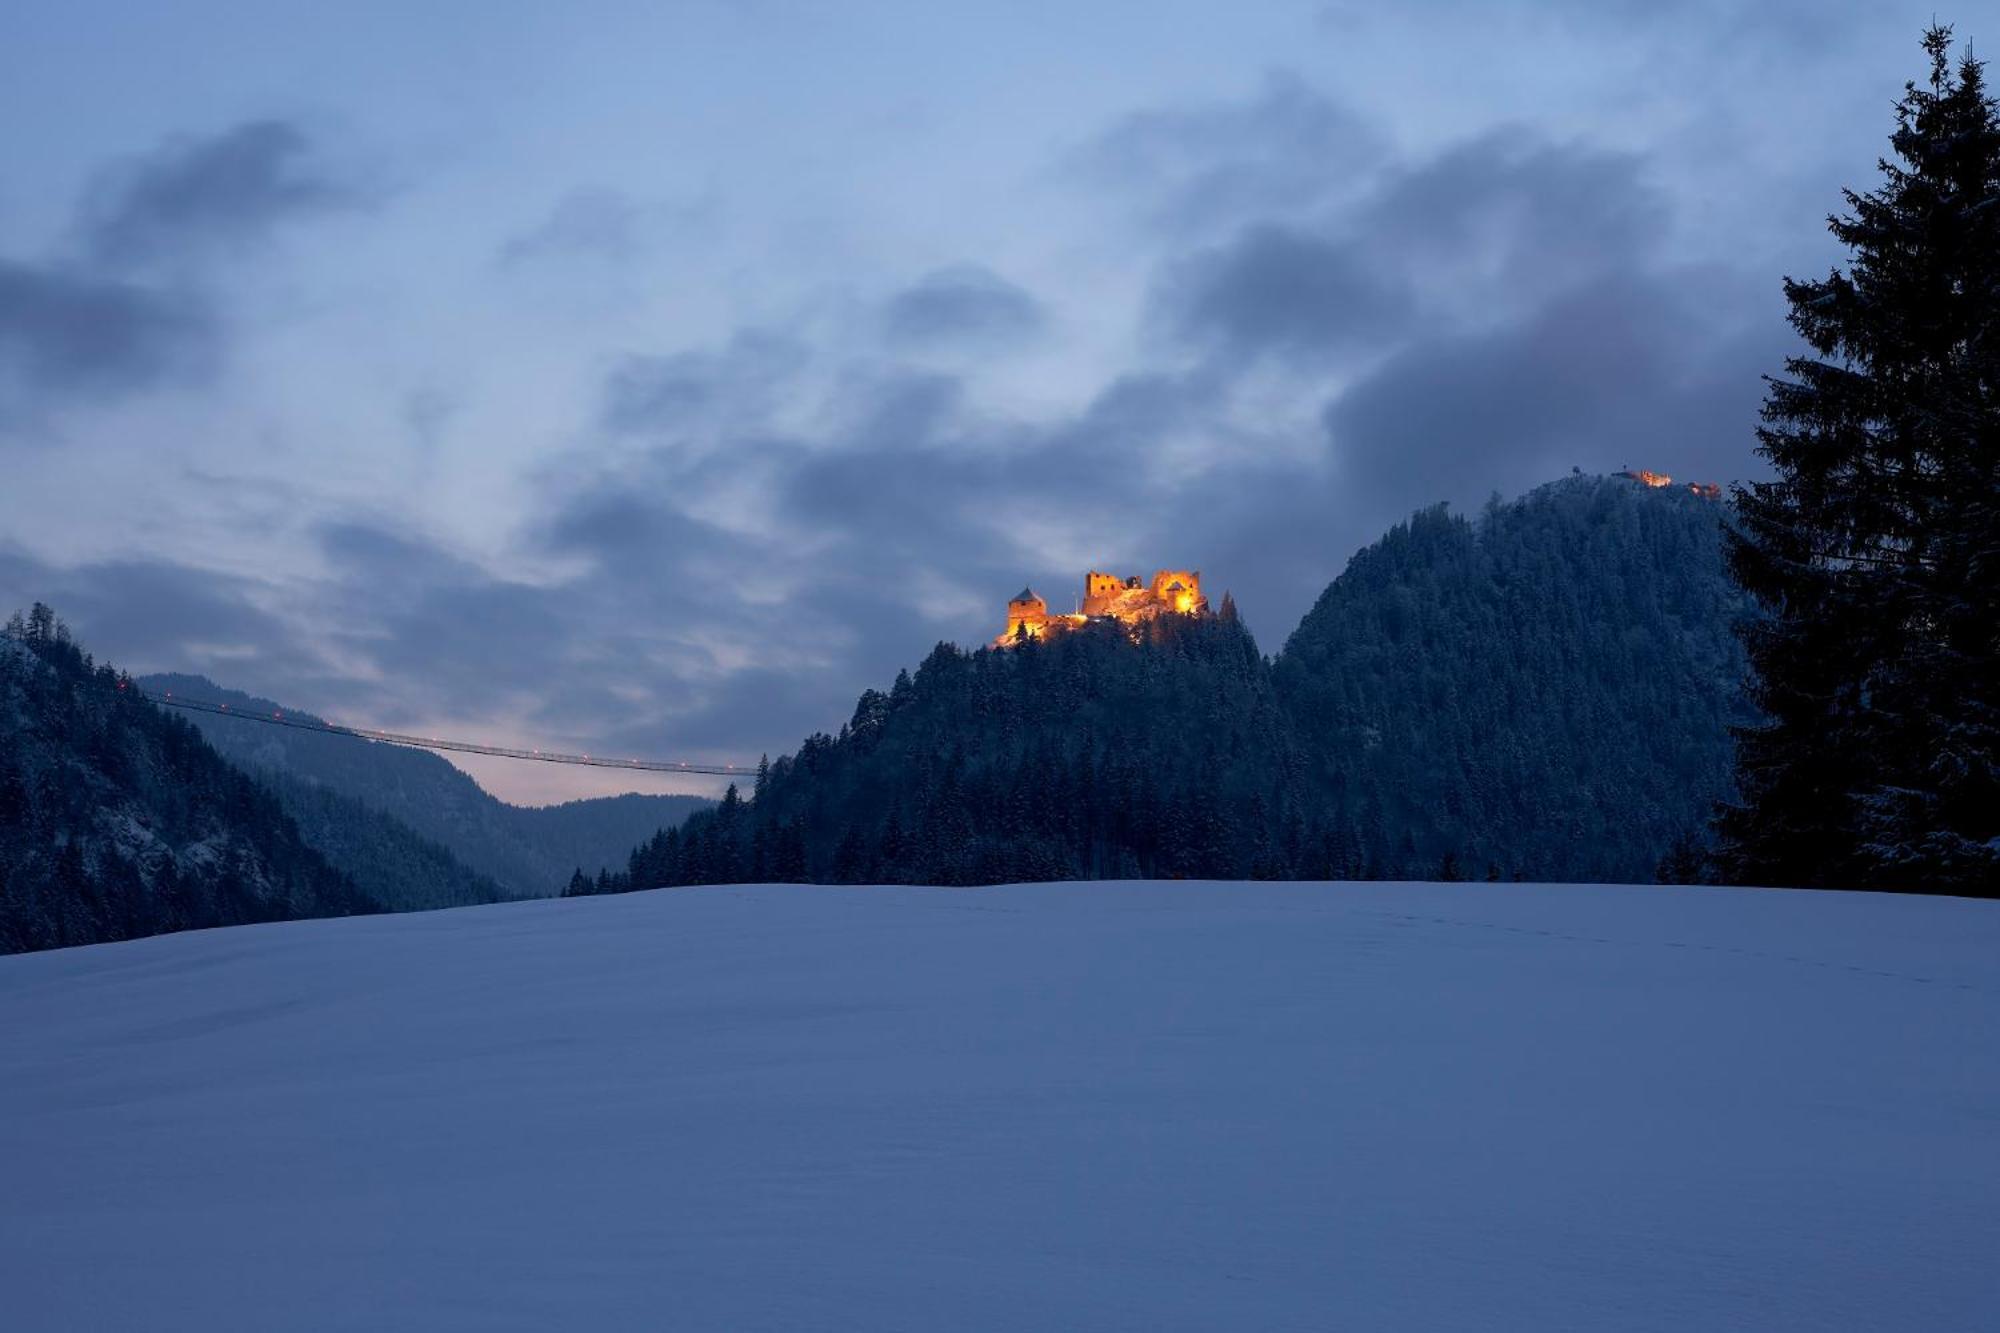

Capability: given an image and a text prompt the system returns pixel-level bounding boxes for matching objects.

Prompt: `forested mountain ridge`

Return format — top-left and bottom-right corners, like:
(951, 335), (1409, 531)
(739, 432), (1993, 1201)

(0, 609), (378, 954)
(587, 606), (1305, 891)
(1274, 474), (1754, 882)
(141, 674), (712, 897)
(251, 769), (510, 914)
(579, 474), (1751, 893)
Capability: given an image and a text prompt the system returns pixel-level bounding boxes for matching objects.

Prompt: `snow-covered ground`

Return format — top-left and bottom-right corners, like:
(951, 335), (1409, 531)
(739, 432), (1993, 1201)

(2, 881), (1995, 1331)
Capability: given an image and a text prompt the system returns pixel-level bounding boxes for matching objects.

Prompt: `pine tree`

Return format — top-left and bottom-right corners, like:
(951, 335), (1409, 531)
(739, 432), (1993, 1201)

(1721, 26), (2000, 893)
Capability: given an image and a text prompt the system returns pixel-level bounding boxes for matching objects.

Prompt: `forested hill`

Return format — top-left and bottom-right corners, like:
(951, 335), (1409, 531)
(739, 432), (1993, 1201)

(585, 609), (1305, 891)
(579, 474), (1751, 893)
(1273, 475), (1753, 882)
(0, 609), (377, 954)
(141, 674), (712, 897)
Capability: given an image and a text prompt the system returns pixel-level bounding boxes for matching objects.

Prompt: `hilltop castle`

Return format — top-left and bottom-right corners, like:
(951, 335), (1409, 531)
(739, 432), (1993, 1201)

(998, 569), (1207, 646)
(1619, 469), (1722, 500)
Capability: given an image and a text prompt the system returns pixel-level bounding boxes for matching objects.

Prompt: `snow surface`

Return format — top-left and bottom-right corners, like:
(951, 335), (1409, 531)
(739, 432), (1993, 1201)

(2, 880), (1996, 1331)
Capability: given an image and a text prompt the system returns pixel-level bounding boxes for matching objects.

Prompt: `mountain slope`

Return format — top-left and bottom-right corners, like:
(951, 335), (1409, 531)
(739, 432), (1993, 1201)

(595, 610), (1306, 890)
(0, 610), (377, 954)
(4, 880), (1993, 1330)
(140, 674), (712, 896)
(1274, 474), (1754, 881)
(587, 474), (1752, 891)
(254, 769), (509, 913)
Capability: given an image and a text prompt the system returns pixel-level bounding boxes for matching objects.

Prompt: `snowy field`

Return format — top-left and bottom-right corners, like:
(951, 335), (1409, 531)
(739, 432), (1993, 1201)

(2, 881), (1996, 1331)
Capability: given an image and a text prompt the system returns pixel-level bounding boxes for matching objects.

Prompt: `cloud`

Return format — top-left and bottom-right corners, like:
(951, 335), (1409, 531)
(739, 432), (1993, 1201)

(1289, 130), (1773, 519)
(0, 261), (214, 418)
(1324, 268), (1773, 515)
(1155, 223), (1411, 362)
(538, 479), (752, 577)
(1358, 130), (1668, 314)
(600, 329), (810, 437)
(76, 119), (357, 271)
(880, 266), (1045, 348)
(301, 486), (921, 762)
(0, 544), (313, 678)
(1073, 71), (1386, 232)
(498, 188), (646, 267)
(0, 119), (359, 425)
(403, 385), (459, 451)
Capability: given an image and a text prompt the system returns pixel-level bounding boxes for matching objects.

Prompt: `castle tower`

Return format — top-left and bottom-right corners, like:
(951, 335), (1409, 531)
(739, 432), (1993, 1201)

(1150, 569), (1204, 614)
(1003, 587), (1050, 641)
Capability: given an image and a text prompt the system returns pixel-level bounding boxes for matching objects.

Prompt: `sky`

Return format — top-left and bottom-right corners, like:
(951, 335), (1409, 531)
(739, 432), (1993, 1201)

(0, 1), (1963, 802)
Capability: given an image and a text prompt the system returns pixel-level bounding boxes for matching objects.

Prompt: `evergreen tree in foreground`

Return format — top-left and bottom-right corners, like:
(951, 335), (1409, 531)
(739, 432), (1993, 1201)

(1721, 26), (2000, 892)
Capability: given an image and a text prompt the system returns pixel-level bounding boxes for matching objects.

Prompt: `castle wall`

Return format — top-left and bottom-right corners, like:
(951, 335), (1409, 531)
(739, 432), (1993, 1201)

(1082, 571), (1124, 617)
(1001, 570), (1205, 645)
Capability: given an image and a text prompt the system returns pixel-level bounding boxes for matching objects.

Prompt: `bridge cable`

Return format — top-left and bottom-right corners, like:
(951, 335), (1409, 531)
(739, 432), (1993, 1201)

(134, 688), (753, 778)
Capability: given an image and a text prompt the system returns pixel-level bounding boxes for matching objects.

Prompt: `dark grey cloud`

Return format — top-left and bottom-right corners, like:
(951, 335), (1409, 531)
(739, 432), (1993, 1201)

(772, 359), (1284, 641)
(310, 518), (661, 732)
(77, 119), (356, 271)
(881, 266), (1045, 348)
(0, 261), (214, 417)
(1325, 269), (1775, 517)
(521, 462), (914, 750)
(601, 329), (809, 435)
(1359, 131), (1667, 308)
(539, 480), (752, 578)
(0, 544), (317, 681)
(1289, 129), (1776, 521)
(1141, 124), (1667, 375)
(1073, 71), (1385, 232)
(1, 119), (359, 425)
(828, 369), (962, 446)
(1156, 223), (1411, 362)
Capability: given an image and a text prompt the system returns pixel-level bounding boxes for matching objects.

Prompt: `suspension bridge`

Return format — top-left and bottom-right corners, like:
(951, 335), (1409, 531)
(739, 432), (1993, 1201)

(135, 687), (755, 778)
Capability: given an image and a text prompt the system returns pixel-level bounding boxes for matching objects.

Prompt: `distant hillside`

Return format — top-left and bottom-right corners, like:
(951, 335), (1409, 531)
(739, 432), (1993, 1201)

(587, 609), (1298, 890)
(1274, 475), (1752, 881)
(254, 769), (510, 913)
(508, 793), (722, 883)
(1, 608), (377, 954)
(140, 674), (712, 897)
(577, 474), (1752, 892)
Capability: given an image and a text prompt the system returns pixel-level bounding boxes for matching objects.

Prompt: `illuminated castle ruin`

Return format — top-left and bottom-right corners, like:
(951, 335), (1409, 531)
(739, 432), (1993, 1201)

(1619, 469), (1722, 500)
(999, 569), (1208, 646)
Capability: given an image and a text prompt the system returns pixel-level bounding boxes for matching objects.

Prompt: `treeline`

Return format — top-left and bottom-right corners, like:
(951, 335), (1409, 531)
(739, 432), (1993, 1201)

(573, 615), (1350, 890)
(574, 608), (1347, 892)
(0, 605), (378, 954)
(257, 769), (509, 913)
(1277, 477), (1754, 883)
(571, 476), (1751, 897)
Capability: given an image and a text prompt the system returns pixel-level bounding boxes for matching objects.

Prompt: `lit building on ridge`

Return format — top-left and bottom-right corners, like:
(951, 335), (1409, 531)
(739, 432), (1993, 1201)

(998, 569), (1208, 646)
